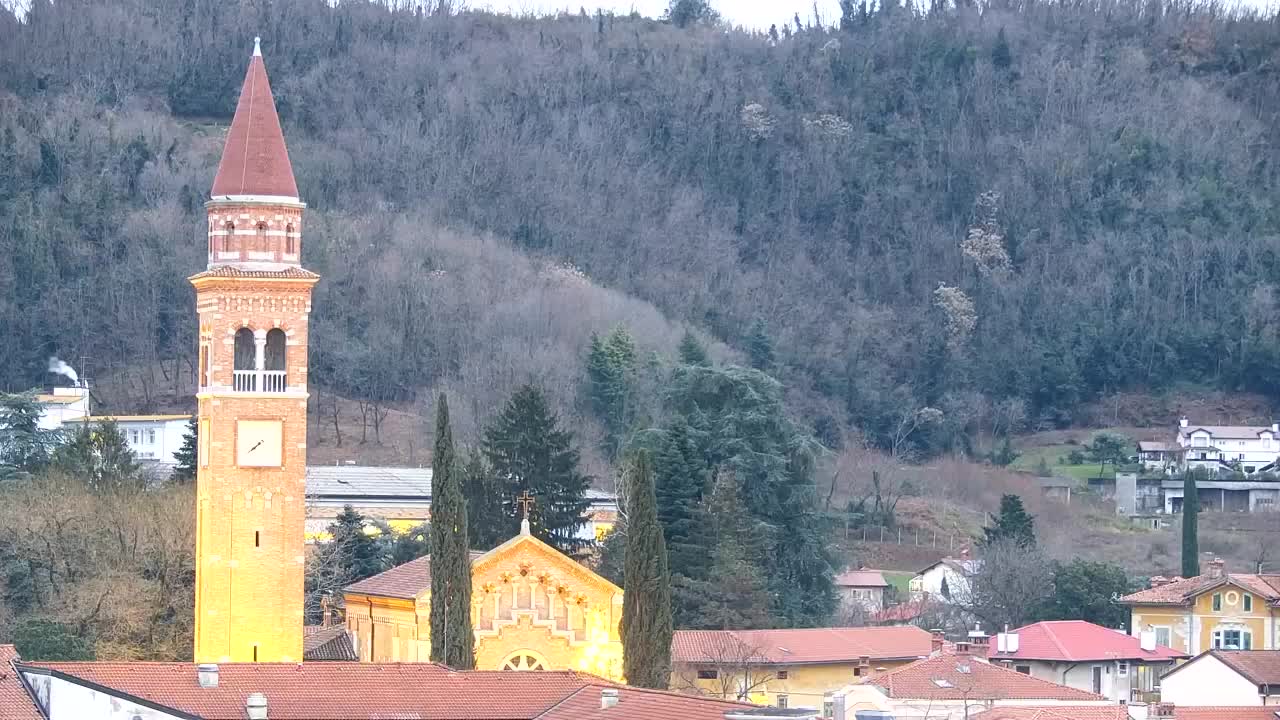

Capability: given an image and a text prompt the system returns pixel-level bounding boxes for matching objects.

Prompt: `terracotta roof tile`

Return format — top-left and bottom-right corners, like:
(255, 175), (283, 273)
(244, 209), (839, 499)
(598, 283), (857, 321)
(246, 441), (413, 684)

(671, 626), (932, 665)
(345, 551), (486, 600)
(869, 653), (1104, 701)
(0, 646), (41, 720)
(302, 626), (356, 662)
(1121, 573), (1280, 605)
(190, 265), (320, 280)
(539, 684), (753, 720)
(972, 707), (1131, 720)
(1173, 709), (1280, 720)
(211, 46), (298, 199)
(835, 569), (889, 588)
(990, 621), (1186, 662)
(871, 597), (932, 623)
(1204, 650), (1280, 684)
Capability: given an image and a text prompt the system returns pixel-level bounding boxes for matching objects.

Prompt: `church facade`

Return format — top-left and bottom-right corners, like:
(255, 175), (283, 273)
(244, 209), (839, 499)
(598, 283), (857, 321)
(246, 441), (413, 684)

(191, 39), (318, 663)
(344, 520), (625, 681)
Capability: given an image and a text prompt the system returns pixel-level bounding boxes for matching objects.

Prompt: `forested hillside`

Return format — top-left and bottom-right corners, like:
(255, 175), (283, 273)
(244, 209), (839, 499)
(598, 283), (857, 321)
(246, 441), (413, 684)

(3, 0), (1280, 458)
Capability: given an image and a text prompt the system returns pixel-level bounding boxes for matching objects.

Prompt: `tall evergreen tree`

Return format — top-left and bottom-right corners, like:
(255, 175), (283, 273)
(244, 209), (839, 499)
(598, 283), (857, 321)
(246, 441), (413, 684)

(992, 27), (1013, 69)
(982, 494), (1036, 548)
(676, 331), (710, 366)
(0, 391), (58, 479)
(686, 471), (774, 629)
(621, 450), (673, 689)
(769, 443), (837, 627)
(745, 319), (775, 371)
(482, 385), (592, 555)
(429, 394), (474, 668)
(461, 451), (506, 550)
(586, 327), (637, 458)
(1183, 469), (1201, 577)
(653, 418), (711, 586)
(171, 418), (198, 483)
(329, 505), (385, 583)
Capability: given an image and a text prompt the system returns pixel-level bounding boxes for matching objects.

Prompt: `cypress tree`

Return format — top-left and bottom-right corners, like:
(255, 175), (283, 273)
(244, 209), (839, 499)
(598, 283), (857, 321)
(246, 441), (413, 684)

(482, 385), (592, 555)
(1182, 469), (1201, 577)
(676, 330), (709, 366)
(621, 450), (673, 688)
(429, 394), (474, 668)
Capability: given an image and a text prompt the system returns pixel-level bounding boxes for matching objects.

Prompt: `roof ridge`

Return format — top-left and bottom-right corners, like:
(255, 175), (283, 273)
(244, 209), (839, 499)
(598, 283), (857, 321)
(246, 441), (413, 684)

(1039, 623), (1073, 661)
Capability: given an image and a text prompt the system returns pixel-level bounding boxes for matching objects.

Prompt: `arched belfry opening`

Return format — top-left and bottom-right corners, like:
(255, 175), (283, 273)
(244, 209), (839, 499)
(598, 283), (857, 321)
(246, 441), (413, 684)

(234, 327), (256, 391)
(265, 329), (287, 391)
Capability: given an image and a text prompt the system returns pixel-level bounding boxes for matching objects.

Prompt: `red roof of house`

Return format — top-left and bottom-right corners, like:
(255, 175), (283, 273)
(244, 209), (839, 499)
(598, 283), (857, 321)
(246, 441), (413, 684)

(835, 569), (889, 588)
(302, 626), (357, 662)
(1162, 649), (1280, 686)
(210, 41), (299, 199)
(15, 661), (752, 720)
(0, 646), (41, 720)
(1121, 572), (1280, 605)
(1172, 709), (1280, 719)
(868, 653), (1104, 701)
(972, 707), (1131, 720)
(345, 551), (486, 600)
(871, 596), (932, 624)
(990, 620), (1186, 662)
(672, 626), (932, 666)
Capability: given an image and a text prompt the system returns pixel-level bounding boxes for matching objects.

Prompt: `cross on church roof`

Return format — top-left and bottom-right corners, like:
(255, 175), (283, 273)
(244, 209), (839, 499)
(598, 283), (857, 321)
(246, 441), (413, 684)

(516, 491), (535, 536)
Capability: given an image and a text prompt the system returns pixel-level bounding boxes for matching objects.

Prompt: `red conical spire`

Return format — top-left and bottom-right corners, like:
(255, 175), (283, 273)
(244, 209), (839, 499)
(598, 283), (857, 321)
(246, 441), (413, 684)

(210, 37), (299, 200)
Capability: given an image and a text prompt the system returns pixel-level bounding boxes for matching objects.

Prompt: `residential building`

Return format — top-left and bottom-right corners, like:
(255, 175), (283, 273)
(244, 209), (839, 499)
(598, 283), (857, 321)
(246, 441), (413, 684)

(1121, 558), (1280, 654)
(833, 643), (1110, 720)
(62, 414), (190, 465)
(1138, 441), (1180, 475)
(987, 620), (1186, 703)
(33, 385), (91, 430)
(343, 515), (625, 679)
(1176, 418), (1280, 476)
(834, 568), (890, 614)
(909, 551), (980, 604)
(971, 708), (1131, 720)
(305, 464), (618, 542)
(670, 626), (933, 709)
(1158, 649), (1280, 706)
(9, 647), (774, 720)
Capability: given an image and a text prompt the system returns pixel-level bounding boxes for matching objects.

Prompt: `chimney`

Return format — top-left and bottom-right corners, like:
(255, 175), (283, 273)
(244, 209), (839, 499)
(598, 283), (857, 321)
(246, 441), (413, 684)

(601, 688), (619, 710)
(931, 629), (945, 655)
(1207, 558), (1225, 579)
(1149, 575), (1169, 588)
(1152, 702), (1175, 718)
(968, 626), (990, 660)
(321, 592), (333, 628)
(197, 663), (219, 689)
(1180, 417), (1189, 429)
(1140, 628), (1157, 652)
(1272, 423), (1278, 433)
(955, 641), (971, 658)
(246, 692), (268, 720)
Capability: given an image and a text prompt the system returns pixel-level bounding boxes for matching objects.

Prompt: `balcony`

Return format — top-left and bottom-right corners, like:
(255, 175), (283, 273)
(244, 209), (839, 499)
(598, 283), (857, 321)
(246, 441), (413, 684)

(233, 370), (287, 393)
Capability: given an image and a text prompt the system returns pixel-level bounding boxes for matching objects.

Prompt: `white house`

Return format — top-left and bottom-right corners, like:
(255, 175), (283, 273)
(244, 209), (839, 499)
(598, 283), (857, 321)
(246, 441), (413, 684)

(1158, 649), (1280, 707)
(1176, 418), (1280, 476)
(909, 552), (981, 604)
(62, 414), (191, 465)
(834, 568), (890, 614)
(34, 386), (91, 430)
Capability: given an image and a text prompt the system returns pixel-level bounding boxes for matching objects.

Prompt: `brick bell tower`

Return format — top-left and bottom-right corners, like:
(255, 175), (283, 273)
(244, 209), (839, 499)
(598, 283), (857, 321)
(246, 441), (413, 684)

(191, 37), (317, 663)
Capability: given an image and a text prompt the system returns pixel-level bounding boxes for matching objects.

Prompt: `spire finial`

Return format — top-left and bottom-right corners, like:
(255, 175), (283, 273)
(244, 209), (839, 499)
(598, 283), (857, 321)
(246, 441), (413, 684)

(253, 36), (262, 57)
(516, 491), (535, 536)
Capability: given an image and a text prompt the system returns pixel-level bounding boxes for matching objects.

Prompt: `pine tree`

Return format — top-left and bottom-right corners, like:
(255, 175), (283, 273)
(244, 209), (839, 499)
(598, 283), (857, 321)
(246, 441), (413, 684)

(171, 418), (197, 483)
(0, 391), (57, 479)
(982, 494), (1036, 548)
(621, 450), (673, 688)
(329, 505), (385, 583)
(654, 418), (711, 598)
(54, 420), (141, 491)
(745, 319), (775, 371)
(1183, 469), (1201, 577)
(687, 471), (774, 629)
(585, 327), (637, 458)
(769, 444), (836, 627)
(676, 331), (709, 366)
(482, 385), (592, 555)
(430, 394), (474, 668)
(462, 451), (506, 551)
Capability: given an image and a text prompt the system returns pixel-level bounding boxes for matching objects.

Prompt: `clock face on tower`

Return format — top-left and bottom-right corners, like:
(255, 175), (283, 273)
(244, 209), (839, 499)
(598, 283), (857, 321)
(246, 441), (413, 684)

(236, 419), (284, 467)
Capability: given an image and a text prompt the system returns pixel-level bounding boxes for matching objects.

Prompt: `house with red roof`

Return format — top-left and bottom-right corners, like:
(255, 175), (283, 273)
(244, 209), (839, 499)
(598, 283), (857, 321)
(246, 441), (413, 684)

(670, 626), (933, 711)
(1157, 649), (1280, 707)
(4, 644), (810, 720)
(831, 643), (1112, 720)
(834, 568), (890, 614)
(987, 620), (1186, 703)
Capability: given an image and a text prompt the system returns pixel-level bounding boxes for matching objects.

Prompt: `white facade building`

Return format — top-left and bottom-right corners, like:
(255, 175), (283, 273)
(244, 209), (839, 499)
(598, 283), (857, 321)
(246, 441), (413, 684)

(909, 555), (980, 604)
(1177, 418), (1280, 476)
(34, 386), (91, 430)
(62, 415), (192, 465)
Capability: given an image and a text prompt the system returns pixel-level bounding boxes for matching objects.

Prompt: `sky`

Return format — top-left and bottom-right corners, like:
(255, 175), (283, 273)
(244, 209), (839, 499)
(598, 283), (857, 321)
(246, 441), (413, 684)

(473, 0), (847, 30)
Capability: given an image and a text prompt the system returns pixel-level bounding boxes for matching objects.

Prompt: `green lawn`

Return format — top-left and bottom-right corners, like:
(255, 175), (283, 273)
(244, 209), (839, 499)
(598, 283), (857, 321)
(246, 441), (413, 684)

(1011, 444), (1115, 481)
(882, 570), (915, 595)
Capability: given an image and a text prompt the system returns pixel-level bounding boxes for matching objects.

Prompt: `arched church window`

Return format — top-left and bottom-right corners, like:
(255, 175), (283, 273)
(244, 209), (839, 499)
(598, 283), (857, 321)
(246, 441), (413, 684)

(234, 328), (255, 371)
(501, 651), (548, 672)
(285, 224), (295, 255)
(224, 222), (236, 254)
(256, 222), (268, 252)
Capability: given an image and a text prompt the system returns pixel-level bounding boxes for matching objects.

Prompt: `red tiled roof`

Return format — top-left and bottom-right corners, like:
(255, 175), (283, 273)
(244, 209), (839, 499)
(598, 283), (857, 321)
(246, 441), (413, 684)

(1173, 709), (1280, 720)
(835, 569), (889, 588)
(871, 596), (932, 623)
(671, 626), (932, 665)
(990, 621), (1186, 662)
(211, 43), (299, 199)
(972, 707), (1130, 720)
(14, 661), (751, 720)
(1120, 571), (1280, 605)
(869, 653), (1104, 701)
(1185, 650), (1280, 684)
(189, 265), (320, 280)
(0, 646), (41, 720)
(302, 626), (357, 662)
(345, 551), (486, 600)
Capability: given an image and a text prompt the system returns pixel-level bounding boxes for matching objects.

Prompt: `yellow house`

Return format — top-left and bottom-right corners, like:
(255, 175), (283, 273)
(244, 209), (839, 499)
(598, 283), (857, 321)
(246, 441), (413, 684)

(1121, 558), (1280, 654)
(343, 518), (624, 680)
(670, 626), (933, 711)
